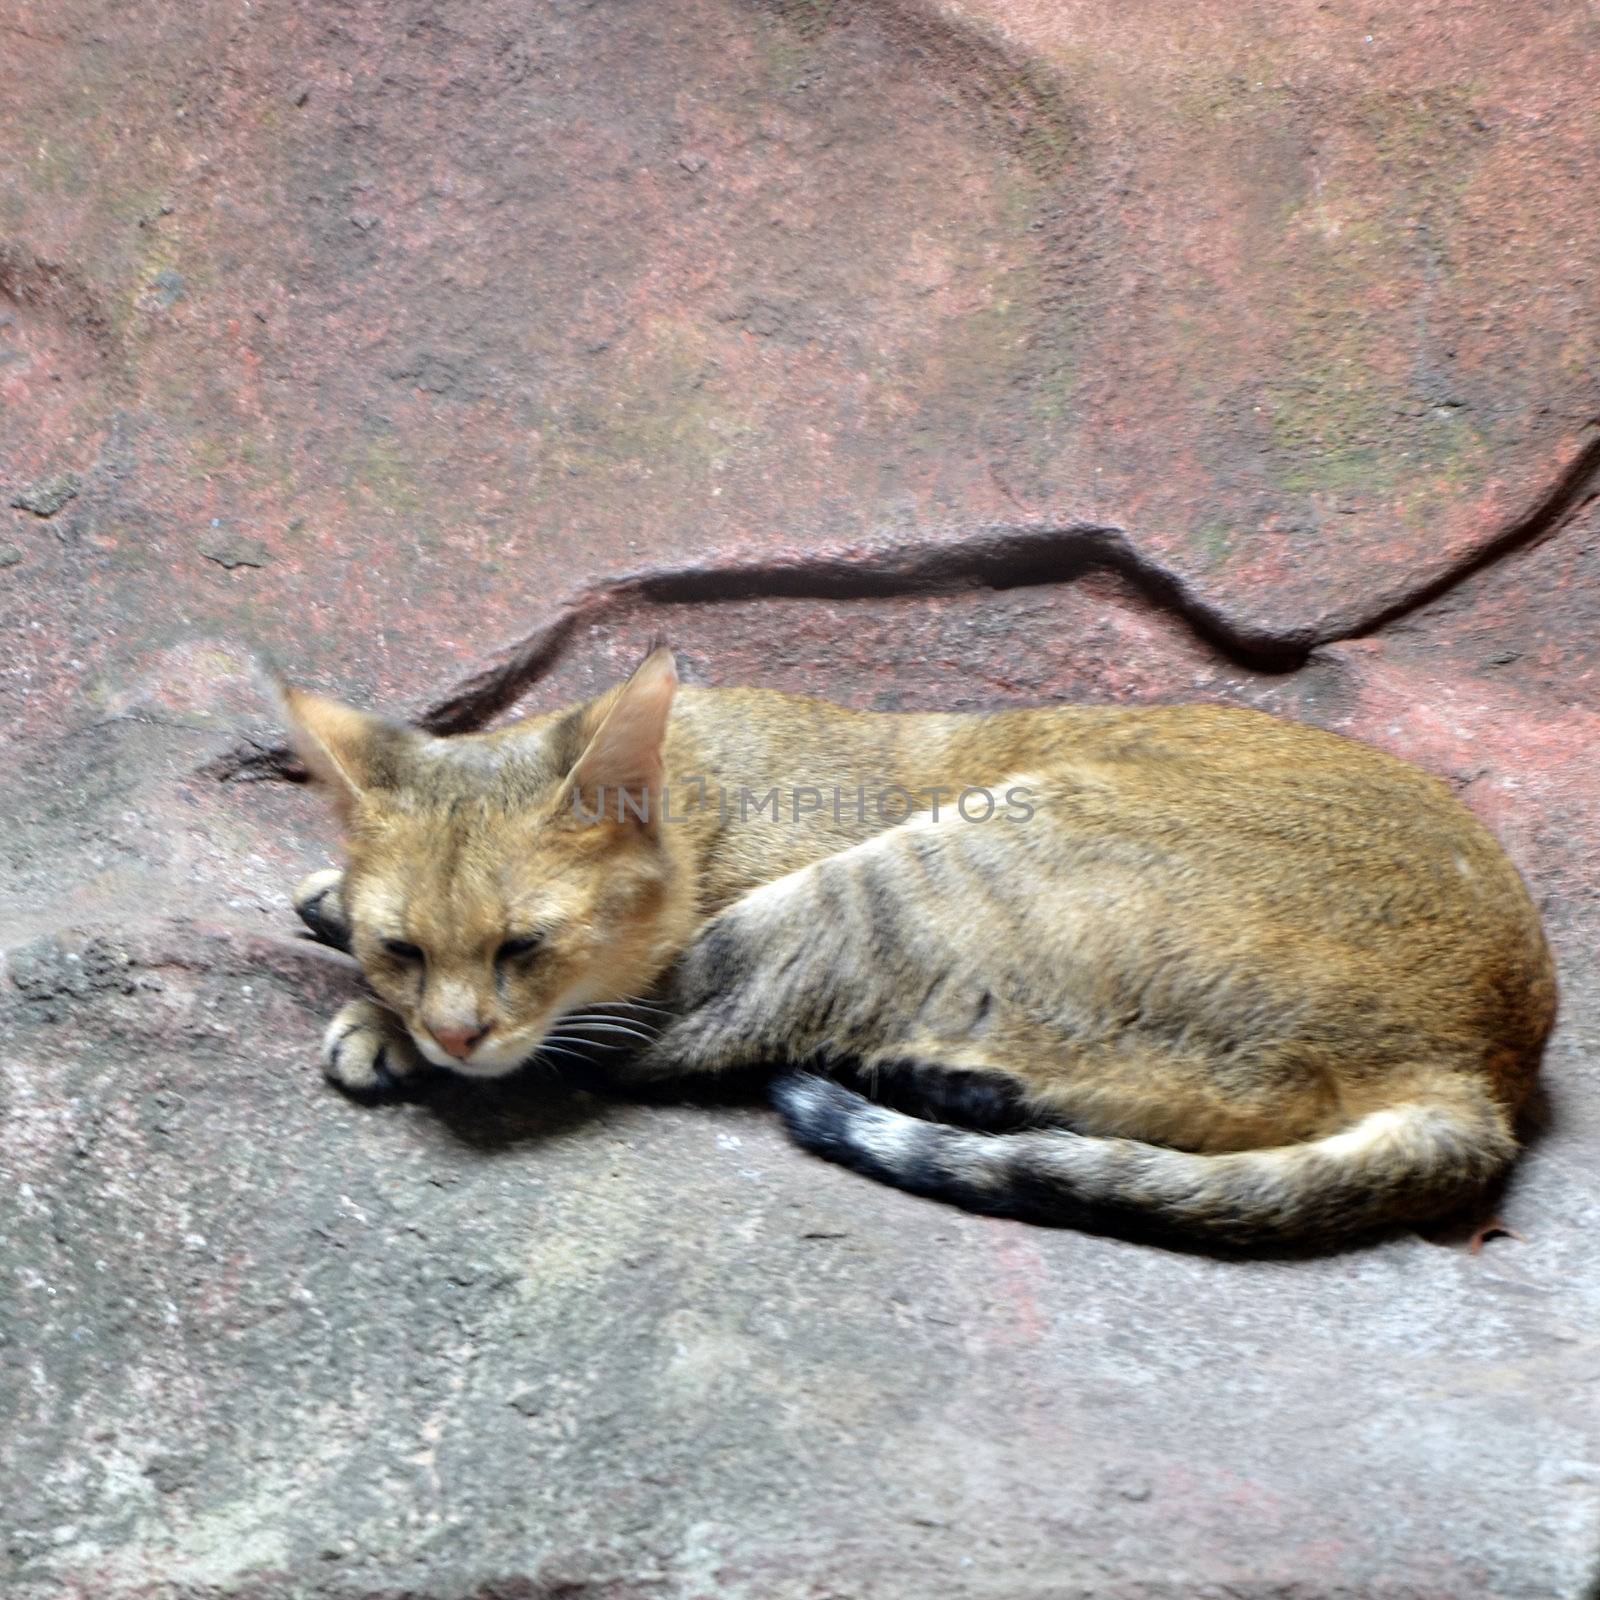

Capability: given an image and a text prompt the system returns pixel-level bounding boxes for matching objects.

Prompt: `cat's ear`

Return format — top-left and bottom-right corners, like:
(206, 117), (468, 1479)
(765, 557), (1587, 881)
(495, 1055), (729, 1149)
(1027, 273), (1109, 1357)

(558, 645), (678, 829)
(270, 673), (412, 823)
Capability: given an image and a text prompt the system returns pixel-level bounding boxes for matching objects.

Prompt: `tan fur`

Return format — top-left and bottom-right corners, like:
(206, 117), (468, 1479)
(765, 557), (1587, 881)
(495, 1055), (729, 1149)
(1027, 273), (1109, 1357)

(279, 647), (1556, 1245)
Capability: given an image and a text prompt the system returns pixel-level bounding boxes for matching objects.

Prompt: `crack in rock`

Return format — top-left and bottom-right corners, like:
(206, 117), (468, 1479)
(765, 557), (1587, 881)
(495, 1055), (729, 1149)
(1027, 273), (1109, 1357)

(1338, 426), (1600, 643)
(209, 427), (1600, 785)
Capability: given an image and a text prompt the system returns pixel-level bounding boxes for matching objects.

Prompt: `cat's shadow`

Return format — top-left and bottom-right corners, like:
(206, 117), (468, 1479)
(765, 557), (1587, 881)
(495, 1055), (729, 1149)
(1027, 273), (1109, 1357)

(385, 1056), (776, 1156)
(364, 1060), (1556, 1265)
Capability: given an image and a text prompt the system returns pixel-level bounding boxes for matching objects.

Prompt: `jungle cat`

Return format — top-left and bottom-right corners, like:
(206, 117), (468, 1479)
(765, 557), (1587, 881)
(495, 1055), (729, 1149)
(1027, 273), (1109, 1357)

(276, 645), (1556, 1250)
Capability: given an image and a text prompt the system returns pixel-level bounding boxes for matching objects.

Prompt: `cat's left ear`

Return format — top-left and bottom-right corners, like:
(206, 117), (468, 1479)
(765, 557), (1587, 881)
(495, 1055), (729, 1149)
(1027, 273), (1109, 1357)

(269, 673), (414, 824)
(558, 645), (678, 829)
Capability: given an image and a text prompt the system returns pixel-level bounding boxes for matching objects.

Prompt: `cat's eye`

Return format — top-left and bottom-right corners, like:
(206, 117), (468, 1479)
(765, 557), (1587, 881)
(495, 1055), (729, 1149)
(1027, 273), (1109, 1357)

(496, 934), (544, 964)
(382, 938), (425, 963)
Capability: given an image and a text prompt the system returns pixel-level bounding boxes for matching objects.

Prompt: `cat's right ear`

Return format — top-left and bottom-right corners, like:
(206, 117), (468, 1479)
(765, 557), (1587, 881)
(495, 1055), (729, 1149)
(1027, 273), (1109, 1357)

(265, 669), (410, 824)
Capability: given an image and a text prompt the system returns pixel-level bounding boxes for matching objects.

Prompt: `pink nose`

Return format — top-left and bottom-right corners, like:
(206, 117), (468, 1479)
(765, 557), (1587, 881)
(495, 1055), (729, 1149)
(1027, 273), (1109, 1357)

(429, 1024), (490, 1060)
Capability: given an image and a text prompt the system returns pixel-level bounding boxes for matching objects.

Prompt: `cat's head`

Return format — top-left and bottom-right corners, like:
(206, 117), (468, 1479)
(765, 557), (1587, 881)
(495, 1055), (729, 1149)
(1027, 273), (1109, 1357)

(277, 647), (689, 1077)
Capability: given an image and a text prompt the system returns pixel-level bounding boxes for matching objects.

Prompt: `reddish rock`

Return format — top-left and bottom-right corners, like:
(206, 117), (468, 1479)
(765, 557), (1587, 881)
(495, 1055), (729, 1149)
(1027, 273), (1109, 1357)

(3, 1), (1598, 1596)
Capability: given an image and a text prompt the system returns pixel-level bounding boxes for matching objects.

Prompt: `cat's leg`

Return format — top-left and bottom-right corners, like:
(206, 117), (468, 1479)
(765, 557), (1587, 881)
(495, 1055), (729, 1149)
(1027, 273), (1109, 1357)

(834, 1054), (1041, 1133)
(293, 867), (352, 953)
(613, 871), (865, 1084)
(620, 813), (1031, 1099)
(295, 870), (430, 1097)
(321, 997), (429, 1096)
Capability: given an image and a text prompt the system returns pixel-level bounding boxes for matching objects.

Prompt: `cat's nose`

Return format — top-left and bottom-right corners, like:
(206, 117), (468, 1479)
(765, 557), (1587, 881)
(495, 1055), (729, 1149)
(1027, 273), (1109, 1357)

(430, 1023), (491, 1060)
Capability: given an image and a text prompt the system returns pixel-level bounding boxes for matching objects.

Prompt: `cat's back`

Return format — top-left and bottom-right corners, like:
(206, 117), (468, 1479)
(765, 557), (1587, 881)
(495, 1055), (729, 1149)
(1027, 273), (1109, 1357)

(998, 701), (1539, 937)
(671, 685), (1540, 931)
(673, 688), (1527, 900)
(1001, 702), (1555, 1073)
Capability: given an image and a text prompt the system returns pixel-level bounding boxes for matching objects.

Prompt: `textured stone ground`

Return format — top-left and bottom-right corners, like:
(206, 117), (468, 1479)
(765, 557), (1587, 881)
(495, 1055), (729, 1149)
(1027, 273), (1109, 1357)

(2, 1), (1598, 1596)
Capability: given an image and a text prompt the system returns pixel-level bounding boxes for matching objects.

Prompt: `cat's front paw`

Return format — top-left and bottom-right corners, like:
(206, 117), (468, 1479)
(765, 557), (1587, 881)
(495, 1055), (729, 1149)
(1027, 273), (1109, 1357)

(321, 999), (426, 1097)
(294, 867), (351, 953)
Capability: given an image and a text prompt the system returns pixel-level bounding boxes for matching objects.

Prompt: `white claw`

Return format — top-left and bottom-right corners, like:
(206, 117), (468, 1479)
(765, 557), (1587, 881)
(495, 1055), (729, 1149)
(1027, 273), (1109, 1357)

(294, 866), (344, 914)
(321, 999), (421, 1093)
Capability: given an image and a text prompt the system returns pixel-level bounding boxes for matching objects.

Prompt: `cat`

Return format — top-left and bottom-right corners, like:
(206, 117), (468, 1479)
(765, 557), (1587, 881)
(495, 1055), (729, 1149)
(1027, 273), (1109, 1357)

(275, 644), (1556, 1249)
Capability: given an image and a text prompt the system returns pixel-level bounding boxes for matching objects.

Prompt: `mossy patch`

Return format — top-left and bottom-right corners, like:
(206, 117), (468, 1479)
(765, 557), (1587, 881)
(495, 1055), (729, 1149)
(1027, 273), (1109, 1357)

(754, 0), (836, 87)
(348, 434), (428, 523)
(1257, 85), (1497, 501)
(933, 44), (1088, 184)
(528, 319), (760, 500)
(1193, 521), (1236, 571)
(27, 136), (91, 199)
(762, 0), (837, 44)
(1262, 337), (1491, 503)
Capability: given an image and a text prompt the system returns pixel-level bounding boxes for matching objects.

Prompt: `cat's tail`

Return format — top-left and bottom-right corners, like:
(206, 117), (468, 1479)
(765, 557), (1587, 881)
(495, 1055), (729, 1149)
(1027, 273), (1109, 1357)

(769, 1070), (1517, 1249)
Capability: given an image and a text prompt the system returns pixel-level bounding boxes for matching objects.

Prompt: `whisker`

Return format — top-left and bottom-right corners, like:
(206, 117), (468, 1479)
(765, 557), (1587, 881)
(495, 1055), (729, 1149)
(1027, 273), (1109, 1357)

(558, 1012), (662, 1036)
(558, 1020), (661, 1044)
(567, 996), (675, 1018)
(536, 1041), (595, 1065)
(543, 1032), (629, 1054)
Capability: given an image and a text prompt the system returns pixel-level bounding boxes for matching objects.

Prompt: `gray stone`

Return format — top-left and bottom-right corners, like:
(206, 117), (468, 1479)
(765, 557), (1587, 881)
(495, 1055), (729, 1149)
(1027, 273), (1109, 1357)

(199, 536), (271, 571)
(9, 474), (79, 519)
(2, 913), (1598, 1599)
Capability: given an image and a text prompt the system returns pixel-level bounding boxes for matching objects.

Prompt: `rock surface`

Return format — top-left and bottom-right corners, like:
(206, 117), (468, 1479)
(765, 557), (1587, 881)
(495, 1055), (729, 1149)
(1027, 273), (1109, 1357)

(2, 1), (1598, 1596)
